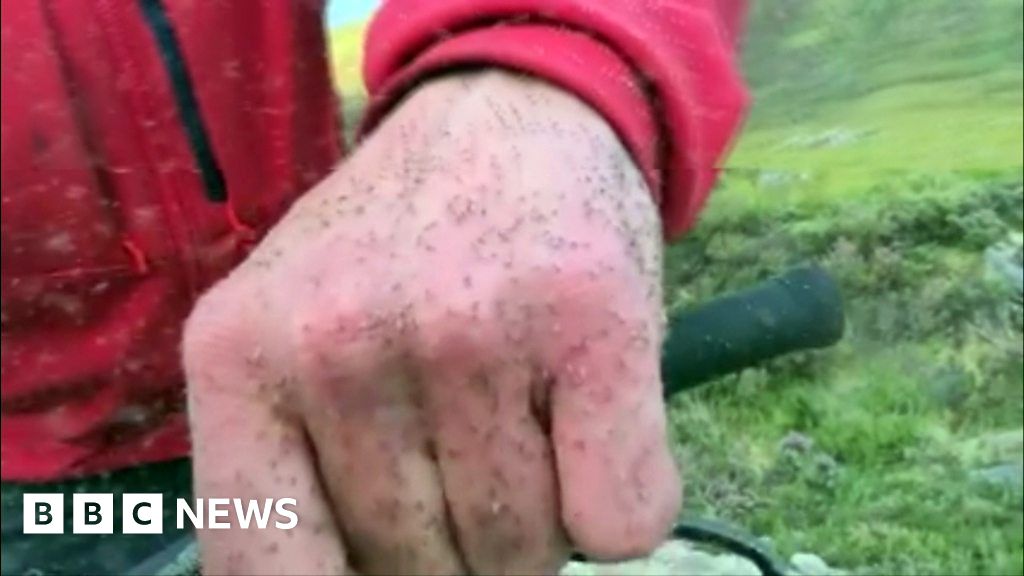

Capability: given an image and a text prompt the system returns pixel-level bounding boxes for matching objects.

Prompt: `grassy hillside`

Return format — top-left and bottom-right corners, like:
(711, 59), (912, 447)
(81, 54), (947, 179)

(721, 69), (1023, 212)
(328, 22), (367, 97)
(327, 21), (368, 140)
(668, 3), (1023, 574)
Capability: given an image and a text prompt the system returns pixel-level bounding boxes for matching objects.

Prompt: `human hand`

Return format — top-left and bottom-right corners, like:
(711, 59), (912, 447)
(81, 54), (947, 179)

(183, 71), (680, 575)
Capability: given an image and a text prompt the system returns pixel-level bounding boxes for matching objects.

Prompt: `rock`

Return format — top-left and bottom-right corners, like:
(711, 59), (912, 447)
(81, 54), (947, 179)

(985, 239), (1024, 295)
(970, 462), (1024, 491)
(652, 541), (761, 576)
(561, 535), (848, 576)
(956, 429), (1024, 466)
(560, 540), (760, 576)
(783, 128), (875, 150)
(560, 561), (599, 576)
(983, 232), (1024, 299)
(790, 552), (838, 575)
(676, 550), (762, 576)
(756, 170), (810, 189)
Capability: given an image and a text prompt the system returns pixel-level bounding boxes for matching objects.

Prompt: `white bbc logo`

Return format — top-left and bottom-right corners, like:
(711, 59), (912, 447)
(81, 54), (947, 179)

(72, 493), (113, 534)
(23, 494), (299, 534)
(123, 493), (164, 534)
(22, 494), (63, 534)
(23, 493), (164, 535)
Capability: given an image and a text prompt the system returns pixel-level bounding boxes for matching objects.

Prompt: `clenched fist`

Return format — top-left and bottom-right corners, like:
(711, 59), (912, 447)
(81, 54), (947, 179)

(182, 71), (680, 575)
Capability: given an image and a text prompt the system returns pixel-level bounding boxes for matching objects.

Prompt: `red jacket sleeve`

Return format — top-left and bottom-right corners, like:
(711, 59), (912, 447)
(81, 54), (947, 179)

(360, 0), (750, 238)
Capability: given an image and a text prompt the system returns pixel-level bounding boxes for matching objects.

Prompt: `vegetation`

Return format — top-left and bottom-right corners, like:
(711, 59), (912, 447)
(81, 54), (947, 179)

(668, 175), (1023, 574)
(667, 2), (1023, 574)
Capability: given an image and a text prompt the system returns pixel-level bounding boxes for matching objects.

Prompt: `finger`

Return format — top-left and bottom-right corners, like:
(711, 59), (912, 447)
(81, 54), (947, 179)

(300, 353), (466, 576)
(425, 359), (571, 575)
(543, 297), (681, 560)
(183, 289), (351, 576)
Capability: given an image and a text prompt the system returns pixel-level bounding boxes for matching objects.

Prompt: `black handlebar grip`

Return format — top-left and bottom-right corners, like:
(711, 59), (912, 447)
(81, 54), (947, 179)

(661, 264), (845, 397)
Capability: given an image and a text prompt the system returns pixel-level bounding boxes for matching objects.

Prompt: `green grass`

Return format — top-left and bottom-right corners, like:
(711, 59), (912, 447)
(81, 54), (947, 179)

(669, 336), (1023, 574)
(716, 68), (1024, 215)
(328, 22), (367, 98)
(668, 27), (1023, 576)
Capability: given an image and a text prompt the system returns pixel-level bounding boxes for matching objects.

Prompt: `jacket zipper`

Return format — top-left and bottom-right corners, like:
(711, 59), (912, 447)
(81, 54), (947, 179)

(95, 0), (225, 296)
(136, 0), (227, 204)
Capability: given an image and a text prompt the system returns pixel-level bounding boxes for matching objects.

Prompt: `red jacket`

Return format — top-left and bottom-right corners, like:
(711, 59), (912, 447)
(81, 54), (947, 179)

(1, 0), (748, 481)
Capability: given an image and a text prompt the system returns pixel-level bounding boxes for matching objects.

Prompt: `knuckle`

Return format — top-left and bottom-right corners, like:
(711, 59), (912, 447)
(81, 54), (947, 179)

(411, 300), (498, 366)
(181, 279), (252, 385)
(288, 288), (380, 377)
(547, 248), (634, 305)
(289, 290), (363, 346)
(544, 270), (629, 333)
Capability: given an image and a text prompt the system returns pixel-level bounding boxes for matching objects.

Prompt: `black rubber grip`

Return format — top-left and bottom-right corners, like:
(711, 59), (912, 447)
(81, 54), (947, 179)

(661, 264), (845, 397)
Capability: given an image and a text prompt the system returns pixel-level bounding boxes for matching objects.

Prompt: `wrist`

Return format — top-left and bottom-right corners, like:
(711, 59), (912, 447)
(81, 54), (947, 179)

(352, 70), (658, 221)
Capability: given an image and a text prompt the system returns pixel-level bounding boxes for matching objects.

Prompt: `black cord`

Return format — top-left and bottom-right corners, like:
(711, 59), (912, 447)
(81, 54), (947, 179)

(571, 517), (791, 576)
